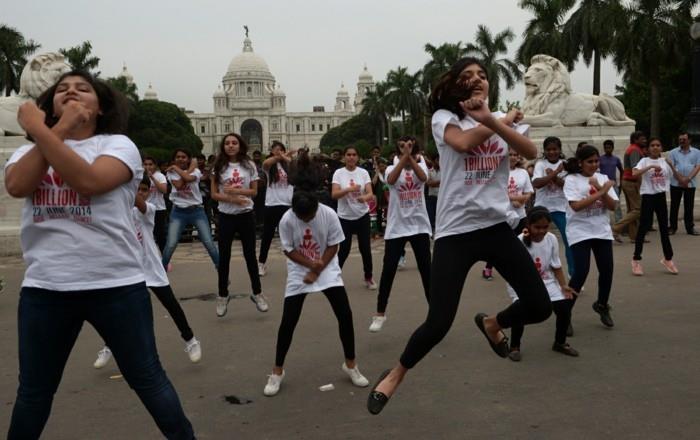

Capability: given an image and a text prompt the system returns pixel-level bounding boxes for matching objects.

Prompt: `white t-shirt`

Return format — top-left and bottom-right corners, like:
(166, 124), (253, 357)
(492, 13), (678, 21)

(564, 172), (619, 245)
(167, 168), (203, 207)
(533, 159), (568, 213)
(384, 163), (432, 240)
(216, 161), (258, 214)
(279, 204), (345, 297)
(265, 162), (294, 207)
(428, 168), (440, 197)
(146, 171), (167, 211)
(635, 157), (671, 195)
(6, 134), (146, 290)
(432, 109), (529, 239)
(507, 232), (565, 302)
(133, 203), (169, 287)
(332, 166), (372, 220)
(507, 167), (534, 220)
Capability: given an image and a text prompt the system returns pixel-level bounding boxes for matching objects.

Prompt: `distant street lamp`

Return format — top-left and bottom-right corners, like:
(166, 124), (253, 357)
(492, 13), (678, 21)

(687, 20), (700, 146)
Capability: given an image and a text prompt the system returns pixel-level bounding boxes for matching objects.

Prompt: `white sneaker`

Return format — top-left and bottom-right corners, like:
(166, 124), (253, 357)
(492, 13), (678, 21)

(365, 277), (378, 290)
(185, 337), (202, 363)
(342, 363), (369, 387)
(263, 371), (285, 396)
(250, 293), (269, 312)
(397, 255), (406, 270)
(216, 296), (230, 317)
(94, 347), (112, 369)
(258, 262), (267, 277)
(369, 315), (386, 332)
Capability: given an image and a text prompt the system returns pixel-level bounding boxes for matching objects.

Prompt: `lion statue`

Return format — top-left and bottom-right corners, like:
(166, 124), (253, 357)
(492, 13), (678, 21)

(521, 54), (635, 127)
(0, 52), (71, 136)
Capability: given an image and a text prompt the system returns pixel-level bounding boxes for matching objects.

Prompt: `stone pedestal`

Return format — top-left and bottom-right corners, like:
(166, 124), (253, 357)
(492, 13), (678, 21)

(1, 136), (28, 256)
(528, 125), (633, 157)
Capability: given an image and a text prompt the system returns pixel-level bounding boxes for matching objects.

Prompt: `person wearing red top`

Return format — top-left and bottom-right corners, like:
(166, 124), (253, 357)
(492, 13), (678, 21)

(613, 131), (647, 242)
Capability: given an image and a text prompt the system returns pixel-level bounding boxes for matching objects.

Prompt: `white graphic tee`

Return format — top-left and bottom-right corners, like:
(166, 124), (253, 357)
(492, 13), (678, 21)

(265, 162), (294, 207)
(133, 203), (169, 287)
(332, 166), (372, 220)
(216, 161), (259, 214)
(507, 167), (534, 220)
(167, 168), (203, 207)
(146, 171), (167, 211)
(635, 157), (671, 195)
(533, 159), (568, 213)
(564, 172), (619, 245)
(384, 162), (432, 240)
(507, 232), (565, 302)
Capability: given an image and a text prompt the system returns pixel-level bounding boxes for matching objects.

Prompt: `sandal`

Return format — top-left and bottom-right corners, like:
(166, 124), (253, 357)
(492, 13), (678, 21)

(367, 369), (392, 415)
(474, 313), (509, 358)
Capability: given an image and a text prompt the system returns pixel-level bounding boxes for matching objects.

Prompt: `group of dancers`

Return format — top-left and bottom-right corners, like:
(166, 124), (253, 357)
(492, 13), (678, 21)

(3, 56), (688, 438)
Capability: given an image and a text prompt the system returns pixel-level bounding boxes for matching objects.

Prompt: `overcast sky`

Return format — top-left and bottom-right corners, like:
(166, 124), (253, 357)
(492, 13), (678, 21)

(7, 0), (624, 113)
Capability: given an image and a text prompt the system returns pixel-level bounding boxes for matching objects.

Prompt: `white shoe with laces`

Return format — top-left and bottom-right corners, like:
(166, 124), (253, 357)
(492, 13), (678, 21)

(185, 337), (202, 363)
(258, 263), (267, 277)
(369, 315), (386, 333)
(94, 347), (112, 369)
(264, 371), (285, 396)
(397, 255), (406, 270)
(250, 293), (269, 312)
(365, 277), (378, 290)
(216, 296), (230, 317)
(342, 363), (369, 387)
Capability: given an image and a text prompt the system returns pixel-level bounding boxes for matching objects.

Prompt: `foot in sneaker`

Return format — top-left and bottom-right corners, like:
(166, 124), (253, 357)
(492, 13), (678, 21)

(369, 315), (386, 332)
(482, 267), (493, 281)
(592, 301), (614, 328)
(365, 277), (378, 290)
(342, 363), (369, 387)
(397, 255), (406, 270)
(263, 371), (285, 396)
(660, 259), (678, 274)
(508, 347), (522, 362)
(185, 337), (202, 363)
(94, 347), (112, 369)
(631, 260), (643, 276)
(250, 293), (269, 312)
(258, 262), (267, 277)
(216, 296), (230, 317)
(552, 342), (579, 357)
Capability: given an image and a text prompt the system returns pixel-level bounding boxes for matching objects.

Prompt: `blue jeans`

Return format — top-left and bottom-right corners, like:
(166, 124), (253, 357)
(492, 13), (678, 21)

(162, 206), (219, 268)
(8, 283), (194, 440)
(550, 210), (574, 277)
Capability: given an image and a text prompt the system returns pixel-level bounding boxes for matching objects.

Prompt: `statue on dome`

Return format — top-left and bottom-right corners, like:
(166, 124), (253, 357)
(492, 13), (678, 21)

(244, 25), (249, 38)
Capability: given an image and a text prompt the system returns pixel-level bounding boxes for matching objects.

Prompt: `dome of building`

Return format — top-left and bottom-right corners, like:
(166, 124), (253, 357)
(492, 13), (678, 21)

(226, 37), (273, 80)
(119, 62), (134, 85)
(143, 83), (158, 101)
(359, 64), (373, 82)
(273, 84), (286, 96)
(213, 86), (225, 98)
(337, 82), (349, 97)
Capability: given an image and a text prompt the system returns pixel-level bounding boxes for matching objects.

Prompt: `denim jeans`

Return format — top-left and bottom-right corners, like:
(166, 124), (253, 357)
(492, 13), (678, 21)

(8, 283), (194, 440)
(550, 210), (574, 277)
(162, 205), (219, 268)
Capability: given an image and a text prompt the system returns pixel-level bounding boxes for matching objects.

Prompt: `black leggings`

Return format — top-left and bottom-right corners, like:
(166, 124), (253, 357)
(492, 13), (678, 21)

(259, 205), (290, 264)
(511, 298), (573, 347)
(377, 233), (431, 313)
(218, 211), (261, 297)
(399, 223), (552, 369)
(485, 218), (526, 270)
(634, 193), (673, 261)
(153, 209), (168, 252)
(150, 285), (194, 342)
(568, 239), (613, 306)
(337, 213), (373, 278)
(274, 286), (355, 367)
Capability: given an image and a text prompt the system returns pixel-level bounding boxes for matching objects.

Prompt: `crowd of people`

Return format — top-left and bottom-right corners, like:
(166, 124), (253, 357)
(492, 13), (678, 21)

(3, 57), (699, 438)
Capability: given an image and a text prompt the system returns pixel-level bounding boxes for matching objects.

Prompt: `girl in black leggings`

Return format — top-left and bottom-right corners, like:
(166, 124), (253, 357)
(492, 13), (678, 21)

(367, 57), (551, 415)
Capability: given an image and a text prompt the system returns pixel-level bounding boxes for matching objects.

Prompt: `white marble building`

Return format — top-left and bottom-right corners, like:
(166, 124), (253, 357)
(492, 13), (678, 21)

(187, 36), (375, 155)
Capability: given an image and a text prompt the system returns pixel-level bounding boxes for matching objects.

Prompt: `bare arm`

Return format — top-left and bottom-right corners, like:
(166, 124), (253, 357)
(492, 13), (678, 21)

(149, 173), (167, 194)
(284, 249), (316, 270)
(552, 267), (576, 299)
(332, 183), (356, 200)
(568, 181), (615, 211)
(135, 192), (147, 214)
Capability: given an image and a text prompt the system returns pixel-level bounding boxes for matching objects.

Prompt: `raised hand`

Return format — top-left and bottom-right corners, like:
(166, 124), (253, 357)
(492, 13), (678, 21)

(55, 101), (93, 132)
(460, 98), (493, 124)
(17, 101), (47, 134)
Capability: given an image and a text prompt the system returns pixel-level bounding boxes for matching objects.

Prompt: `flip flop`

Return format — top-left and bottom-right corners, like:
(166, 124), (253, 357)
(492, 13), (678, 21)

(367, 369), (392, 415)
(474, 313), (509, 358)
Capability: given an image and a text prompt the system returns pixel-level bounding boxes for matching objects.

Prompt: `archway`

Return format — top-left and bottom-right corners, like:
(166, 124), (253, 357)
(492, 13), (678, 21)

(241, 119), (263, 150)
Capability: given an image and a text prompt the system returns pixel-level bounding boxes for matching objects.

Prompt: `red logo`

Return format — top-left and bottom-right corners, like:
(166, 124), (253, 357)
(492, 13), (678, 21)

(42, 170), (64, 187)
(466, 139), (504, 157)
(298, 228), (321, 260)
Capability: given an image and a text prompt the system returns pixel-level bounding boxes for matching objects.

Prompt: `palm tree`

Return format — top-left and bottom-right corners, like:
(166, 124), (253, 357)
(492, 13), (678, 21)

(613, 0), (693, 136)
(563, 0), (623, 95)
(422, 42), (468, 93)
(0, 24), (40, 96)
(106, 76), (139, 102)
(386, 66), (424, 135)
(360, 81), (393, 145)
(464, 25), (522, 110)
(517, 0), (577, 70)
(59, 41), (100, 75)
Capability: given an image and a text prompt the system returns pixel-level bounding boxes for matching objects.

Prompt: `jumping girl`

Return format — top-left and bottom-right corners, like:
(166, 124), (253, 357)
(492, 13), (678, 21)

(211, 133), (268, 318)
(143, 156), (168, 251)
(369, 137), (432, 333)
(507, 207), (578, 361)
(563, 145), (619, 328)
(258, 141), (294, 277)
(632, 138), (677, 275)
(161, 148), (219, 271)
(94, 178), (202, 368)
(366, 58), (551, 415)
(263, 190), (369, 396)
(4, 71), (193, 438)
(332, 146), (377, 289)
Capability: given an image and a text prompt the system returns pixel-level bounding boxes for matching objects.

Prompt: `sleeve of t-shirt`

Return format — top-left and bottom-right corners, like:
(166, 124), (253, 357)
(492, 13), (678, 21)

(523, 171), (534, 193)
(279, 213), (295, 253)
(331, 168), (342, 185)
(563, 177), (581, 202)
(532, 160), (545, 179)
(190, 168), (202, 183)
(154, 172), (167, 185)
(249, 162), (259, 181)
(145, 202), (156, 223)
(633, 157), (647, 171)
(100, 135), (143, 180)
(549, 234), (562, 269)
(431, 109), (461, 147)
(384, 165), (396, 186)
(326, 208), (345, 246)
(361, 169), (372, 186)
(4, 144), (35, 170)
(597, 174), (619, 200)
(167, 170), (181, 183)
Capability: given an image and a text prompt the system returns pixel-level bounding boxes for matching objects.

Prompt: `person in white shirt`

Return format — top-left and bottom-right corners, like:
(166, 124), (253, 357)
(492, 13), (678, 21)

(4, 71), (193, 438)
(258, 141), (295, 277)
(506, 207), (578, 361)
(263, 190), (369, 397)
(563, 145), (619, 329)
(631, 137), (677, 275)
(142, 156), (168, 251)
(332, 146), (377, 289)
(211, 133), (269, 318)
(426, 152), (440, 231)
(367, 58), (551, 415)
(369, 137), (432, 333)
(161, 148), (219, 271)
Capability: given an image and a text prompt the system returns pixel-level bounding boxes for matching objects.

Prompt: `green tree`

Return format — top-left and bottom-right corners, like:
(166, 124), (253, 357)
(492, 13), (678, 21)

(422, 42), (468, 92)
(59, 41), (100, 75)
(128, 100), (202, 156)
(386, 66), (423, 135)
(0, 24), (40, 96)
(517, 0), (576, 69)
(360, 81), (393, 146)
(106, 76), (139, 102)
(464, 25), (522, 110)
(319, 113), (377, 156)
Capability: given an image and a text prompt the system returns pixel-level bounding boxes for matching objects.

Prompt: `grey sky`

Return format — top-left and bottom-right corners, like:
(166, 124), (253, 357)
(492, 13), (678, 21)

(7, 0), (623, 114)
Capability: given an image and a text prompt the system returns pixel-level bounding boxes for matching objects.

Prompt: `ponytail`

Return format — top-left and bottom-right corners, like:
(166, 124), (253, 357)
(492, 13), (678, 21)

(523, 206), (551, 247)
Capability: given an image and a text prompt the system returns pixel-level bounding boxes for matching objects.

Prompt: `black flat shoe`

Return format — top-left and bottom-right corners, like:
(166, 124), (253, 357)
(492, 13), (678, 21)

(592, 302), (614, 328)
(367, 369), (392, 415)
(552, 342), (579, 357)
(474, 313), (509, 358)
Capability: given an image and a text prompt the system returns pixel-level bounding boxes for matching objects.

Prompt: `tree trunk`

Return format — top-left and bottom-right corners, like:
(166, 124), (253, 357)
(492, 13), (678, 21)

(593, 50), (601, 96)
(650, 79), (660, 137)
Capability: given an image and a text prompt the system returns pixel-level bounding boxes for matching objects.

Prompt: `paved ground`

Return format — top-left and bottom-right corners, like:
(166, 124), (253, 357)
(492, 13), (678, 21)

(1, 232), (699, 439)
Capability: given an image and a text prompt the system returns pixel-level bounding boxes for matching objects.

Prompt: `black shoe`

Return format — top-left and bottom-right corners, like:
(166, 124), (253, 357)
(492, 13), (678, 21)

(688, 230), (700, 236)
(367, 369), (392, 415)
(508, 347), (522, 362)
(592, 302), (614, 328)
(566, 323), (574, 337)
(668, 228), (676, 235)
(552, 342), (579, 357)
(474, 313), (509, 358)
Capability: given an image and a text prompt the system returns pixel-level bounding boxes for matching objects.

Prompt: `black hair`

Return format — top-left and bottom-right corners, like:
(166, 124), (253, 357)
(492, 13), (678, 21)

(142, 156), (157, 164)
(429, 57), (488, 119)
(139, 175), (151, 188)
(523, 206), (552, 247)
(603, 139), (614, 147)
(268, 141), (288, 185)
(171, 148), (191, 162)
(395, 135), (420, 157)
(563, 145), (599, 174)
(630, 131), (646, 144)
(647, 137), (663, 148)
(343, 146), (359, 155)
(213, 132), (254, 184)
(289, 149), (324, 192)
(292, 190), (319, 219)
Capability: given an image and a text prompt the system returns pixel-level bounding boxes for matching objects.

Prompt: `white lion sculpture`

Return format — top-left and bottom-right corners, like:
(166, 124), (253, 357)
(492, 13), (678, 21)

(521, 54), (635, 127)
(0, 52), (71, 136)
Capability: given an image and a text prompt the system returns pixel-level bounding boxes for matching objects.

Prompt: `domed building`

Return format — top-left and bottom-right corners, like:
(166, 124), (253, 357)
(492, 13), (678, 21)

(188, 34), (374, 154)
